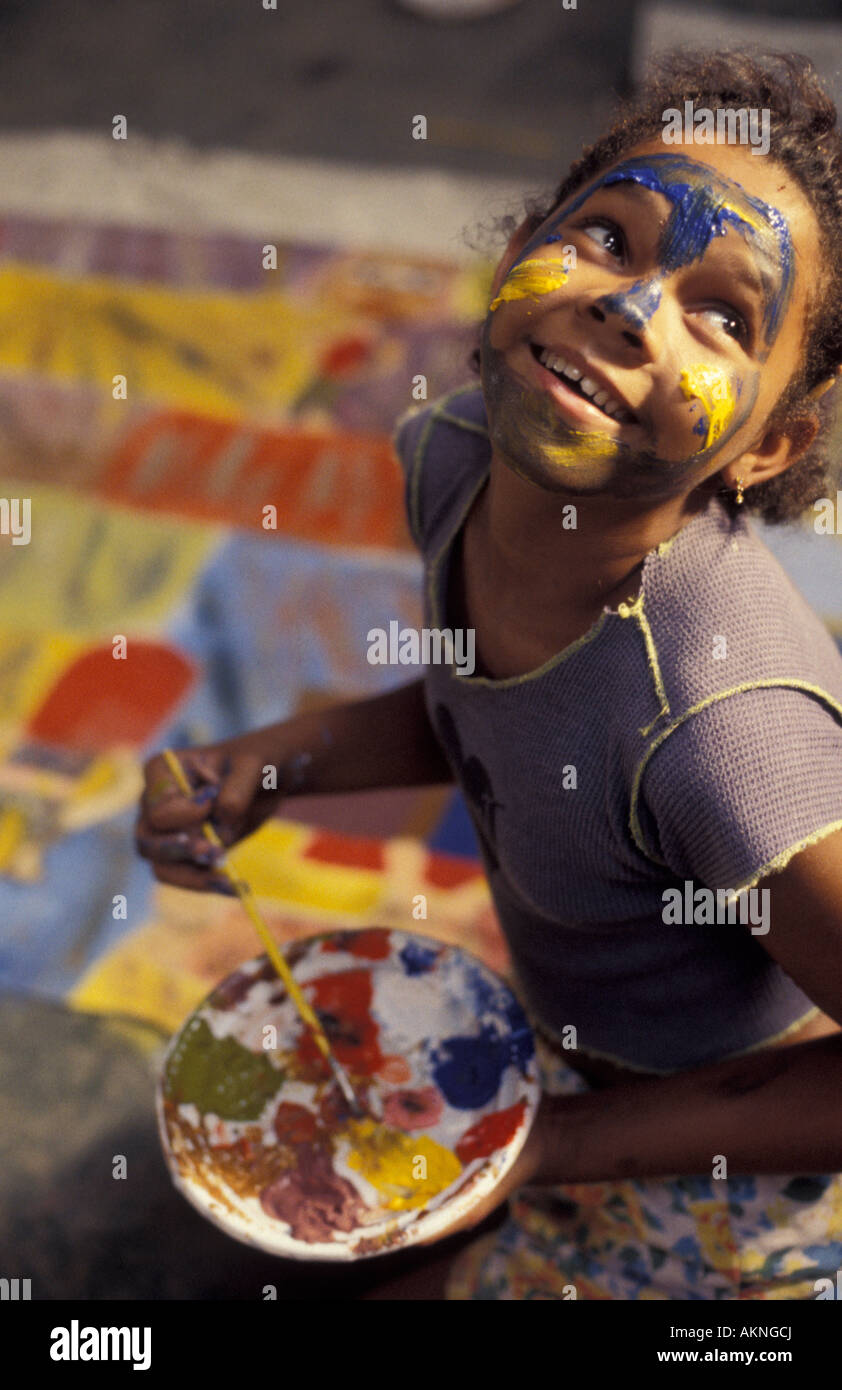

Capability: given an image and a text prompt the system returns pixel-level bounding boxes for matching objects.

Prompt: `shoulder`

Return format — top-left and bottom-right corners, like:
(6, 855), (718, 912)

(634, 684), (842, 889)
(639, 498), (842, 718)
(392, 385), (489, 551)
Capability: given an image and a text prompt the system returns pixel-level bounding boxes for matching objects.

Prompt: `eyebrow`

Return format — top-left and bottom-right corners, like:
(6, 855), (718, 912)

(575, 178), (779, 299)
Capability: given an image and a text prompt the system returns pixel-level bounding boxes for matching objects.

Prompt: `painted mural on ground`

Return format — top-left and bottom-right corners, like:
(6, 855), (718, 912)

(0, 215), (491, 1011)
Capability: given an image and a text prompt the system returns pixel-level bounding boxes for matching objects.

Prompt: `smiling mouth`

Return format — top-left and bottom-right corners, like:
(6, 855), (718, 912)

(529, 343), (637, 425)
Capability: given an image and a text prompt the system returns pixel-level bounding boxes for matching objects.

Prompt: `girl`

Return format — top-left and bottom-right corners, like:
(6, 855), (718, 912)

(137, 51), (842, 1299)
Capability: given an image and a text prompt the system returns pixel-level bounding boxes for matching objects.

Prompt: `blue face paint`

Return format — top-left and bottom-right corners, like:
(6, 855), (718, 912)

(512, 154), (794, 350)
(596, 276), (662, 333)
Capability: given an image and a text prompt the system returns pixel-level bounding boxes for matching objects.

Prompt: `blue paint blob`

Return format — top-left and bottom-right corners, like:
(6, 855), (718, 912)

(597, 276), (662, 331)
(399, 940), (438, 976)
(430, 1027), (508, 1109)
(544, 233), (564, 243)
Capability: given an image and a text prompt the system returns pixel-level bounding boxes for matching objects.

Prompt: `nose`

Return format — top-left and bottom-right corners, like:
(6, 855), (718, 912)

(589, 277), (662, 353)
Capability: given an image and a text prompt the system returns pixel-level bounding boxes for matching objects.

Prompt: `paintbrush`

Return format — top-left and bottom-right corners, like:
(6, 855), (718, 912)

(162, 747), (365, 1118)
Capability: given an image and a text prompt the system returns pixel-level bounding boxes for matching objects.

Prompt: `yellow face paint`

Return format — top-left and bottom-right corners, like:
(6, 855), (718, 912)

(543, 430), (623, 468)
(679, 365), (736, 450)
(345, 1119), (461, 1211)
(489, 259), (568, 311)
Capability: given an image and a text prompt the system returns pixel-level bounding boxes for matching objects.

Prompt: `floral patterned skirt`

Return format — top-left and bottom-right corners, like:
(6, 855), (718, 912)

(446, 1038), (842, 1301)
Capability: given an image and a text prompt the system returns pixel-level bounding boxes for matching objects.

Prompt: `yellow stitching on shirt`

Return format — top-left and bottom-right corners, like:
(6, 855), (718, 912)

(434, 408), (489, 437)
(536, 1024), (680, 1075)
(629, 679), (842, 865)
(718, 1007), (820, 1059)
(408, 386), (490, 546)
(728, 817), (842, 894)
(617, 591), (671, 736)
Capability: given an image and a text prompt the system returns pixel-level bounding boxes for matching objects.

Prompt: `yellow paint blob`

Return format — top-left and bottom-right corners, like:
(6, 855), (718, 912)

(345, 1119), (462, 1211)
(489, 259), (568, 311)
(679, 365), (736, 450)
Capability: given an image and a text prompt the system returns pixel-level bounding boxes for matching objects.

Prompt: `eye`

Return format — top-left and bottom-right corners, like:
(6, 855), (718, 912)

(700, 304), (748, 343)
(580, 219), (626, 260)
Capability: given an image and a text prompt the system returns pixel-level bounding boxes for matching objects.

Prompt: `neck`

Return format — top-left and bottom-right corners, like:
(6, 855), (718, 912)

(482, 451), (713, 612)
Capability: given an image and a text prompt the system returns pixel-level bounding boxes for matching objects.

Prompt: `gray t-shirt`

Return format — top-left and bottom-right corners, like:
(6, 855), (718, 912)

(393, 385), (842, 1073)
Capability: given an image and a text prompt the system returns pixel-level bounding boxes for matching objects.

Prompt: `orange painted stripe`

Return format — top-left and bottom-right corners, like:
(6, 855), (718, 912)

(100, 409), (413, 550)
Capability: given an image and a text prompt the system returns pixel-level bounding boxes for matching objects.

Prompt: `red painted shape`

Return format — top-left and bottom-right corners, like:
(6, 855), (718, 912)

(321, 928), (390, 960)
(273, 1102), (319, 1145)
(424, 853), (483, 889)
(296, 968), (384, 1076)
(454, 1099), (528, 1165)
(304, 829), (385, 872)
(26, 642), (195, 752)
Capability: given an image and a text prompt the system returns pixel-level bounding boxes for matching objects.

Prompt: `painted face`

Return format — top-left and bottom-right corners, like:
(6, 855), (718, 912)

(480, 149), (804, 497)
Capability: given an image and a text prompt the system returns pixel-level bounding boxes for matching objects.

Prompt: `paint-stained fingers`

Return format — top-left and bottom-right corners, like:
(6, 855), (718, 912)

(135, 827), (222, 865)
(141, 749), (222, 831)
(141, 856), (237, 895)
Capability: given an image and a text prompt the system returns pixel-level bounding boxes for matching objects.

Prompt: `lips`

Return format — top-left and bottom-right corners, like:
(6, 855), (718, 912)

(529, 342), (637, 425)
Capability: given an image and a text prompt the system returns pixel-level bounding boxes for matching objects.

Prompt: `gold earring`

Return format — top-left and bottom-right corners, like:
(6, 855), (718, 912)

(734, 477), (744, 505)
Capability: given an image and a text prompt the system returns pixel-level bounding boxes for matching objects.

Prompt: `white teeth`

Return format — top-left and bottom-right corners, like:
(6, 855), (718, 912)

(535, 346), (635, 424)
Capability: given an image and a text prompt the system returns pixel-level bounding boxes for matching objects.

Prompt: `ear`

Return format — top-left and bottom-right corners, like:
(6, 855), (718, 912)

(727, 410), (820, 491)
(488, 213), (546, 300)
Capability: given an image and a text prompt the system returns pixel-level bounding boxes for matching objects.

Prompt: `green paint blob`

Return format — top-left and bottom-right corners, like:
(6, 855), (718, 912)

(165, 1016), (284, 1120)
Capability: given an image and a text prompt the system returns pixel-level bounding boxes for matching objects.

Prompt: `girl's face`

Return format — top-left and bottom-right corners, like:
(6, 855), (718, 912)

(481, 137), (819, 498)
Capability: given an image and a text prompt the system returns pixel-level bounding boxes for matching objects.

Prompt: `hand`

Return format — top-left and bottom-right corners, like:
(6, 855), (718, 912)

(135, 732), (291, 892)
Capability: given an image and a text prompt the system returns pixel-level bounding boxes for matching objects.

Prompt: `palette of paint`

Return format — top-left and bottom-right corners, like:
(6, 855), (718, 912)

(157, 927), (539, 1259)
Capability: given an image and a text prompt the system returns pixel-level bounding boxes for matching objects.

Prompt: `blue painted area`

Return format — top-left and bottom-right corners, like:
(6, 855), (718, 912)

(0, 813), (155, 999)
(428, 789), (480, 860)
(429, 974), (535, 1108)
(0, 527), (429, 1002)
(517, 154), (793, 348)
(598, 276), (662, 331)
(430, 1028), (509, 1109)
(398, 940), (438, 976)
(162, 530), (425, 741)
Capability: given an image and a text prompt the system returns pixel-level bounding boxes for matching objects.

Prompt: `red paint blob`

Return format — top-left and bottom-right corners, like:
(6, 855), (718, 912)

(321, 928), (390, 960)
(273, 1102), (319, 1145)
(296, 968), (384, 1076)
(455, 1100), (527, 1165)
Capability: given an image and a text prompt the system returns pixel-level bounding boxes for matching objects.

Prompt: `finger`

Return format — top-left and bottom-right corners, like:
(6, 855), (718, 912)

(136, 829), (223, 867)
(142, 750), (221, 826)
(150, 861), (237, 895)
(143, 780), (222, 832)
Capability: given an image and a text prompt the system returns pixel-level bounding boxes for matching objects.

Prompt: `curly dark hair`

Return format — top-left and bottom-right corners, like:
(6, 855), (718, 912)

(472, 50), (842, 525)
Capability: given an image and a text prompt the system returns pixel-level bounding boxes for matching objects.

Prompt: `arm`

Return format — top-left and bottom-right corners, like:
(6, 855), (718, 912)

(260, 676), (454, 795)
(448, 828), (842, 1233)
(137, 677), (454, 891)
(532, 826), (842, 1184)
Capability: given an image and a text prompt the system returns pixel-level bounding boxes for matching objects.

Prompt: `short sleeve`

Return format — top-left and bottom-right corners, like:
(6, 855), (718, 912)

(637, 686), (842, 889)
(391, 404), (431, 551)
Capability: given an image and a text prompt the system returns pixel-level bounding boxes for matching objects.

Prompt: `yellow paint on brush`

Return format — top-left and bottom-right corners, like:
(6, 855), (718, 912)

(679, 365), (736, 450)
(346, 1119), (462, 1211)
(489, 259), (568, 311)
